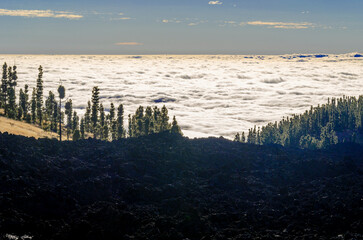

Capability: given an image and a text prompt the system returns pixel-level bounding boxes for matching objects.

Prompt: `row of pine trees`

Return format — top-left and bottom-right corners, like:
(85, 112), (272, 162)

(0, 63), (182, 141)
(235, 95), (363, 149)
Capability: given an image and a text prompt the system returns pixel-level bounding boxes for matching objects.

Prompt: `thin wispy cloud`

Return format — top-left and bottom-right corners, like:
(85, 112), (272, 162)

(161, 18), (207, 26)
(0, 9), (83, 19)
(188, 20), (208, 26)
(217, 21), (238, 27)
(115, 42), (143, 46)
(209, 1), (223, 5)
(246, 21), (314, 29)
(161, 19), (182, 23)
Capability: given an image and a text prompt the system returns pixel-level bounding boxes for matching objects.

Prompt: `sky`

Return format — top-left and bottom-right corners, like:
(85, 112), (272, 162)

(0, 0), (362, 54)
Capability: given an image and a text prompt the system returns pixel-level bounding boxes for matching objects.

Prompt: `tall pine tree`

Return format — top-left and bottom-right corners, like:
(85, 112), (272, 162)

(65, 99), (73, 140)
(19, 85), (29, 120)
(109, 103), (117, 140)
(99, 103), (106, 140)
(80, 117), (85, 139)
(1, 63), (8, 114)
(36, 66), (44, 125)
(57, 85), (65, 141)
(85, 100), (91, 132)
(160, 105), (170, 131)
(91, 86), (100, 138)
(117, 104), (124, 139)
(6, 66), (17, 118)
(31, 88), (36, 123)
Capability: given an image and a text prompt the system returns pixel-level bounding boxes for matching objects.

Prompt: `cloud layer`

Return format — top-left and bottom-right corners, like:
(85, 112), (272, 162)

(0, 9), (83, 19)
(7, 54), (362, 139)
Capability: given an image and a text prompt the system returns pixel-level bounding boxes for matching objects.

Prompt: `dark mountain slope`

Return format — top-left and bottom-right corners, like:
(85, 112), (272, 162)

(0, 132), (362, 240)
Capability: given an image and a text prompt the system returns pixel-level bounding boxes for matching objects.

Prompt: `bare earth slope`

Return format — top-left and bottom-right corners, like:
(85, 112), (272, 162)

(0, 115), (59, 139)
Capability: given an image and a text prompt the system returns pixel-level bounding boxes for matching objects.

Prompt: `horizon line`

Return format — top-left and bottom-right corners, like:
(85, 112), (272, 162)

(0, 52), (362, 56)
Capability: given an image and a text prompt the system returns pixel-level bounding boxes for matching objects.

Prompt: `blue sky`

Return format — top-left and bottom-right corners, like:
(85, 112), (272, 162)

(0, 0), (362, 54)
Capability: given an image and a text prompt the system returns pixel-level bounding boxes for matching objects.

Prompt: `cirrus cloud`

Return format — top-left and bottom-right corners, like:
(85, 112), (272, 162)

(246, 21), (314, 29)
(0, 8), (83, 19)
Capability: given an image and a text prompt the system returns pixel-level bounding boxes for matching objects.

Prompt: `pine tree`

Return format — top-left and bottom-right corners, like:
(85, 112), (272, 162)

(91, 86), (100, 138)
(36, 66), (44, 125)
(144, 106), (153, 135)
(51, 100), (58, 132)
(234, 132), (240, 142)
(45, 91), (55, 117)
(23, 85), (29, 119)
(99, 103), (105, 127)
(71, 111), (80, 141)
(11, 65), (17, 90)
(85, 100), (91, 132)
(16, 106), (23, 120)
(247, 129), (252, 144)
(73, 130), (80, 141)
(1, 63), (8, 113)
(116, 104), (124, 139)
(18, 88), (25, 120)
(160, 105), (170, 131)
(109, 103), (117, 140)
(153, 106), (161, 132)
(57, 85), (65, 141)
(103, 125), (109, 141)
(31, 88), (36, 123)
(16, 82), (23, 121)
(45, 91), (58, 132)
(170, 116), (182, 135)
(6, 87), (16, 119)
(110, 103), (115, 120)
(319, 122), (338, 148)
(6, 66), (17, 119)
(65, 99), (73, 140)
(80, 117), (85, 139)
(128, 114), (132, 138)
(99, 103), (105, 139)
(19, 87), (28, 119)
(72, 110), (79, 133)
(241, 132), (246, 143)
(257, 127), (261, 145)
(135, 106), (144, 136)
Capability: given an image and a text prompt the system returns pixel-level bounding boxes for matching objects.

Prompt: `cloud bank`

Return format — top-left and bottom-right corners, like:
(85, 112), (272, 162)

(0, 9), (83, 19)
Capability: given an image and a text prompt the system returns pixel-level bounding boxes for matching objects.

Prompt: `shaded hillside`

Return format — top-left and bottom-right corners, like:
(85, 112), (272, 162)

(0, 132), (362, 239)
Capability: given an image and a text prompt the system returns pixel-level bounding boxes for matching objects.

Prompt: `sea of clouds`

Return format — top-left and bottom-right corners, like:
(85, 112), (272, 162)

(0, 54), (362, 139)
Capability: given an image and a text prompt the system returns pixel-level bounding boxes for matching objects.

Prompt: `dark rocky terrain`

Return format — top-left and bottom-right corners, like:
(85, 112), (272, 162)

(0, 132), (362, 240)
